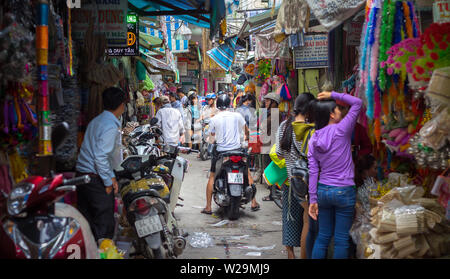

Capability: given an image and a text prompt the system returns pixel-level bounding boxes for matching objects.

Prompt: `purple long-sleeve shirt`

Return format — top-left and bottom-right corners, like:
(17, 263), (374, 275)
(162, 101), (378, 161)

(307, 92), (363, 204)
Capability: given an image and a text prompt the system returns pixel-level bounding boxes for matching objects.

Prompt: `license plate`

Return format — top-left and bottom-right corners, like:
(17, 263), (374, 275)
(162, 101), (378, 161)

(135, 215), (163, 238)
(228, 172), (244, 184)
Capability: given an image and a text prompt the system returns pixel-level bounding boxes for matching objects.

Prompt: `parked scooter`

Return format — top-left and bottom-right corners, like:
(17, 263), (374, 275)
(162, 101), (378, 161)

(0, 122), (98, 259)
(115, 126), (197, 258)
(212, 147), (256, 220)
(126, 118), (162, 157)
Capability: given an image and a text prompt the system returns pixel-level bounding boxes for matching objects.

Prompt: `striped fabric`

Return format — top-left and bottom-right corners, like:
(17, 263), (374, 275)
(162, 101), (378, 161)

(206, 36), (238, 71)
(144, 16), (189, 54)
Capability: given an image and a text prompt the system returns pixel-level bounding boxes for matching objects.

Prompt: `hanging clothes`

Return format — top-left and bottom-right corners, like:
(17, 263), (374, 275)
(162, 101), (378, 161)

(274, 0), (310, 38)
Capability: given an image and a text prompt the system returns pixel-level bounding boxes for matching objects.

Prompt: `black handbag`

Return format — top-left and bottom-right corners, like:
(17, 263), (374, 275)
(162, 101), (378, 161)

(289, 131), (313, 201)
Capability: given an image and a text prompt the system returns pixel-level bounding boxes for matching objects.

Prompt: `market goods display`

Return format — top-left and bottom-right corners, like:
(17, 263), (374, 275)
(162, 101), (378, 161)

(351, 173), (450, 259)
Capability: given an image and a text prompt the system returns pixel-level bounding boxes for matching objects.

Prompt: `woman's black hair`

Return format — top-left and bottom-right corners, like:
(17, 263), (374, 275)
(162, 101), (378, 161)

(280, 92), (316, 152)
(312, 99), (337, 130)
(354, 154), (376, 187)
(103, 87), (126, 111)
(239, 93), (256, 108)
(188, 93), (197, 106)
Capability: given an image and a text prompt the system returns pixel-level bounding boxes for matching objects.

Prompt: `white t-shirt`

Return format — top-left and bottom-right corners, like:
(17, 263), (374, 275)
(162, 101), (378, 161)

(155, 105), (185, 145)
(209, 110), (246, 152)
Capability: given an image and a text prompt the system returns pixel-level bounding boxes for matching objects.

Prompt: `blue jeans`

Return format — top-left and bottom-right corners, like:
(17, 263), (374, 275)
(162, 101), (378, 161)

(312, 183), (356, 259)
(306, 214), (318, 259)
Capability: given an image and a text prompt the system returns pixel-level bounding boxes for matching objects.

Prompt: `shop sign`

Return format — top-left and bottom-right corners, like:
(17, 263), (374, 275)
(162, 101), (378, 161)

(345, 18), (364, 46)
(72, 0), (128, 46)
(178, 62), (188, 76)
(106, 14), (139, 56)
(294, 34), (329, 69)
(215, 74), (231, 83)
(434, 0), (450, 23)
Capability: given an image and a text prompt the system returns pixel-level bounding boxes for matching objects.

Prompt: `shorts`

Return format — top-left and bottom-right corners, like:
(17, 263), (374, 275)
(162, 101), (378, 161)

(210, 153), (220, 173)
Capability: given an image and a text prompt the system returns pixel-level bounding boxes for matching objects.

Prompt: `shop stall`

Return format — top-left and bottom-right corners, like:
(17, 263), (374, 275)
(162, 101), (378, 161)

(349, 0), (450, 259)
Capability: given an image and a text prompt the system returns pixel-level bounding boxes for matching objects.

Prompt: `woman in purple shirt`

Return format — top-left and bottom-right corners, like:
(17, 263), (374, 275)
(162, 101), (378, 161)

(307, 91), (363, 259)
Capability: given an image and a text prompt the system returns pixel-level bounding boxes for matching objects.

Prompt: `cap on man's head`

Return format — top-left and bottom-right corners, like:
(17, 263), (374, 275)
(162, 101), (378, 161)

(160, 95), (170, 104)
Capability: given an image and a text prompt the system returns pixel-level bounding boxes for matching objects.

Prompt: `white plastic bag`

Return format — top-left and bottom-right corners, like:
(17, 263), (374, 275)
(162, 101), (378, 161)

(306, 0), (366, 31)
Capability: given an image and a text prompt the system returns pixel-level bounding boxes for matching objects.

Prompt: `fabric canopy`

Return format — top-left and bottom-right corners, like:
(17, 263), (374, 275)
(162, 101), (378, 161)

(128, 0), (226, 39)
(206, 36), (238, 71)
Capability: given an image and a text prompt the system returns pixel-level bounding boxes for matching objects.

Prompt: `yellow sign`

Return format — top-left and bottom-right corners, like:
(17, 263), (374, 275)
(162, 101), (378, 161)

(127, 32), (136, 46)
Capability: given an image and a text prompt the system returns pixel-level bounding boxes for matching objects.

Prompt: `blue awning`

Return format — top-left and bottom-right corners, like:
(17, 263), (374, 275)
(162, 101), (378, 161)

(207, 36), (238, 71)
(128, 0), (226, 38)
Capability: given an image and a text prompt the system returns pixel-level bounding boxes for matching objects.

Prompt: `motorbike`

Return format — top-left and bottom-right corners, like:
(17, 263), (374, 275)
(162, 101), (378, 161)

(0, 122), (98, 259)
(126, 118), (162, 157)
(212, 147), (256, 220)
(199, 119), (213, 161)
(115, 127), (197, 258)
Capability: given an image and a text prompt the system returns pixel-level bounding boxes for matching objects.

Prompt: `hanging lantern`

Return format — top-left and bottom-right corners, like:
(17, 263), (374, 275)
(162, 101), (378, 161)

(175, 23), (192, 41)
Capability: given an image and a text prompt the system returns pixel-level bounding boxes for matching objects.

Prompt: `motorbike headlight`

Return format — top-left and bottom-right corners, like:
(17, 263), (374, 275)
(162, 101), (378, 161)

(7, 183), (34, 216)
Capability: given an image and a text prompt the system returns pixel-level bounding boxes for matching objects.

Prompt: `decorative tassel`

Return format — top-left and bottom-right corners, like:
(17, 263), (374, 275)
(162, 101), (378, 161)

(375, 118), (381, 144)
(403, 2), (413, 38)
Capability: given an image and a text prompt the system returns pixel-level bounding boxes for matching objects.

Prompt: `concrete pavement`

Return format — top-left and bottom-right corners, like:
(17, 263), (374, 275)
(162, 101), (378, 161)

(175, 153), (289, 259)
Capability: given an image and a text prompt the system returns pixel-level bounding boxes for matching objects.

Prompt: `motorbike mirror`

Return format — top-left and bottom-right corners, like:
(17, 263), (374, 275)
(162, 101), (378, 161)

(51, 122), (70, 150)
(150, 117), (158, 126)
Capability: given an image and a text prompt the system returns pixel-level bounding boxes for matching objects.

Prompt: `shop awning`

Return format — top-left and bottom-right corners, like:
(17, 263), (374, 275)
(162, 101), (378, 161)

(128, 0), (226, 39)
(137, 50), (175, 75)
(237, 6), (280, 39)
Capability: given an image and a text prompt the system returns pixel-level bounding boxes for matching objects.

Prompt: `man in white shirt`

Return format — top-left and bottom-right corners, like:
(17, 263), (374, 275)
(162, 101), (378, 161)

(155, 96), (185, 146)
(201, 94), (260, 215)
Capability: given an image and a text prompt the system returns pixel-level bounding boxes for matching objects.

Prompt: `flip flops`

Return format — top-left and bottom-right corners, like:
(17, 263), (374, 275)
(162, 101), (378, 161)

(201, 208), (212, 215)
(251, 204), (261, 212)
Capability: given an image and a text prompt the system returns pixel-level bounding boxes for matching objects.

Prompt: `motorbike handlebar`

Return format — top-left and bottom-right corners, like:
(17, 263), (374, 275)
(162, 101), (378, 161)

(179, 147), (199, 154)
(152, 143), (199, 154)
(63, 175), (91, 186)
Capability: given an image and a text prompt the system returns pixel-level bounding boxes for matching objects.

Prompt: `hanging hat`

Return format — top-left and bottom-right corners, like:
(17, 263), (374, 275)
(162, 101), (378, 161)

(264, 92), (281, 104)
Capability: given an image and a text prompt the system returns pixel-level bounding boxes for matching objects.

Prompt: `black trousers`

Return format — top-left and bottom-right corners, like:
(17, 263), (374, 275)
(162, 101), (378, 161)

(76, 176), (115, 241)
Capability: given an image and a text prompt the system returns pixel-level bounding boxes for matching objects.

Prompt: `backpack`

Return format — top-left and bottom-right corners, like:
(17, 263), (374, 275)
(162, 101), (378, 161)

(289, 129), (313, 201)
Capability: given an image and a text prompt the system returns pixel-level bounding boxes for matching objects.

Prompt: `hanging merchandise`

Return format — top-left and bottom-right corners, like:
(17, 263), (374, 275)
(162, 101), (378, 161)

(274, 0), (310, 40)
(0, 13), (35, 82)
(305, 0), (366, 31)
(36, 0), (52, 156)
(385, 23), (450, 87)
(255, 59), (272, 85)
(351, 0), (450, 259)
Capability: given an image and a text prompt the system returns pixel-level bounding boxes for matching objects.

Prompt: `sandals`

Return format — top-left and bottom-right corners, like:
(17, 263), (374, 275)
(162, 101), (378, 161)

(201, 208), (213, 215)
(262, 195), (273, 202)
(251, 204), (261, 212)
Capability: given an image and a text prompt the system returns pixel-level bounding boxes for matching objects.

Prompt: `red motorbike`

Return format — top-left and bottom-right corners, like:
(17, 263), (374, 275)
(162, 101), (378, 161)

(0, 122), (98, 259)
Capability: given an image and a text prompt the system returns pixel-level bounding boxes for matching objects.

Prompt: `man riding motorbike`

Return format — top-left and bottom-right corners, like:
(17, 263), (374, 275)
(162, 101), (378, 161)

(201, 94), (260, 215)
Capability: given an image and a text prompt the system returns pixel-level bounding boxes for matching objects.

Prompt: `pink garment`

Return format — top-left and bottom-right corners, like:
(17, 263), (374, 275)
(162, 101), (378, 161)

(255, 32), (290, 60)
